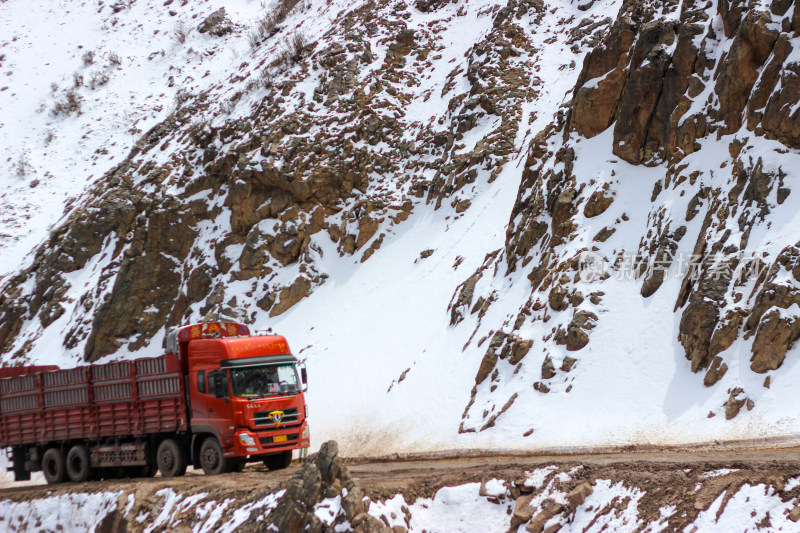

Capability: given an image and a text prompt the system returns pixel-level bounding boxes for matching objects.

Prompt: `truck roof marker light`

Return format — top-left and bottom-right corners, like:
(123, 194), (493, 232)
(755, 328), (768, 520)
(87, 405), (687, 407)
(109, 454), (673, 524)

(174, 322), (251, 343)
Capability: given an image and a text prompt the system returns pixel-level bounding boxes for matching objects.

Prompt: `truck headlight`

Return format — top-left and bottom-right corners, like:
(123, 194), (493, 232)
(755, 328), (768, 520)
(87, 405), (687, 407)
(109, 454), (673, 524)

(302, 426), (310, 439)
(238, 433), (257, 446)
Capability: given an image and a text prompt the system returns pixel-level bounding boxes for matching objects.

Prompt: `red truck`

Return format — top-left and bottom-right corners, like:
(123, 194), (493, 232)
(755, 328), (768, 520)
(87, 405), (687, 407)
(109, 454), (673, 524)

(0, 321), (310, 484)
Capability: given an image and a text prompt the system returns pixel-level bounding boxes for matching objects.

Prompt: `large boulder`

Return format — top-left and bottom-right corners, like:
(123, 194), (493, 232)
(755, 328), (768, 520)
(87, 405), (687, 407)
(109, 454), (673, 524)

(269, 441), (391, 533)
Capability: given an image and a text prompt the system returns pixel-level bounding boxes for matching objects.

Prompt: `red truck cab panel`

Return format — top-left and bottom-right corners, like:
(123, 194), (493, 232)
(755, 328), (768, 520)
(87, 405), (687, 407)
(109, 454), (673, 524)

(186, 334), (309, 457)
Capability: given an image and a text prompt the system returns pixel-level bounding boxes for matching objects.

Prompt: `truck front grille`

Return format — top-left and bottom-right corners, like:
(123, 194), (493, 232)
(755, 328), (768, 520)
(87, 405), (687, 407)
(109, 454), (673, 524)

(253, 407), (299, 427)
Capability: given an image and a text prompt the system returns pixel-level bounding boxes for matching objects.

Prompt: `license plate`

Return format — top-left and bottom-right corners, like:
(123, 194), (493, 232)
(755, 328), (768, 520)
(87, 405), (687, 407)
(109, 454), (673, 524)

(273, 435), (287, 443)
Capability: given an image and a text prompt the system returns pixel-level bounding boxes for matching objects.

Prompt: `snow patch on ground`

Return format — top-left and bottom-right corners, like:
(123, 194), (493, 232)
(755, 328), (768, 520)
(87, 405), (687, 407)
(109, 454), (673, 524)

(691, 484), (796, 532)
(370, 480), (513, 533)
(0, 491), (120, 532)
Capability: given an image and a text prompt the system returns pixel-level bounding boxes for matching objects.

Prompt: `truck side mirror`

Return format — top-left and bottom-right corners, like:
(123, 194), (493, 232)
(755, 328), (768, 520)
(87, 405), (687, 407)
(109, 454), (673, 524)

(301, 367), (307, 385)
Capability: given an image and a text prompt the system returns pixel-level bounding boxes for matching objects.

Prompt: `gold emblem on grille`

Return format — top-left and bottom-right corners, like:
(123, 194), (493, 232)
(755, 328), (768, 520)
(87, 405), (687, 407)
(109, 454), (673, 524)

(268, 410), (284, 428)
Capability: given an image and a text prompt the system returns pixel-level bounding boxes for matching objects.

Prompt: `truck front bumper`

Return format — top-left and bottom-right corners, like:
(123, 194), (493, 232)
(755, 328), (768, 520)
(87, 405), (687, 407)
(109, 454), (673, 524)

(233, 422), (310, 457)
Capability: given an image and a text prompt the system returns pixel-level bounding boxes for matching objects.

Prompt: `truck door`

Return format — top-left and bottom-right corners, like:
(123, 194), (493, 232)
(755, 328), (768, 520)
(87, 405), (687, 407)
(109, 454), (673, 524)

(199, 370), (235, 450)
(190, 370), (209, 420)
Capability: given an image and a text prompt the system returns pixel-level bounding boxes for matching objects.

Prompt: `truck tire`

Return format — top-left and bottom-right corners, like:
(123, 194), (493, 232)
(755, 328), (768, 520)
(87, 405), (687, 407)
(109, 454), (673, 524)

(42, 448), (66, 484)
(66, 445), (92, 482)
(263, 450), (292, 470)
(157, 439), (187, 478)
(199, 437), (233, 475)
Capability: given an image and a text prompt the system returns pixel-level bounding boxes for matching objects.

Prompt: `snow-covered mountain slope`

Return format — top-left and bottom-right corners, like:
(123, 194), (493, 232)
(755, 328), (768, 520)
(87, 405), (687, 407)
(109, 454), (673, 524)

(0, 0), (278, 278)
(1, 0), (800, 456)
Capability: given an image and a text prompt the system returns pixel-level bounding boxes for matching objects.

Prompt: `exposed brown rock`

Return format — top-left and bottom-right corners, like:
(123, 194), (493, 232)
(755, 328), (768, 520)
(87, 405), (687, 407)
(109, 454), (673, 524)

(551, 188), (577, 245)
(750, 309), (800, 373)
(85, 199), (197, 361)
(270, 276), (312, 317)
(356, 217), (381, 249)
(593, 227), (615, 242)
(703, 356), (728, 387)
(548, 287), (568, 311)
(715, 11), (779, 135)
(708, 311), (743, 360)
(612, 22), (676, 164)
(639, 225), (685, 298)
(569, 20), (636, 138)
(197, 7), (233, 36)
(476, 349), (498, 385)
(583, 189), (614, 218)
(745, 244), (800, 372)
(480, 392), (518, 431)
(760, 45), (800, 148)
(526, 503), (564, 533)
(270, 441), (391, 533)
(566, 482), (593, 509)
(448, 251), (498, 326)
(724, 388), (746, 420)
(679, 298), (720, 373)
(678, 263), (732, 373)
(508, 337), (533, 365)
(512, 495), (535, 529)
(541, 356), (556, 379)
(563, 311), (597, 351)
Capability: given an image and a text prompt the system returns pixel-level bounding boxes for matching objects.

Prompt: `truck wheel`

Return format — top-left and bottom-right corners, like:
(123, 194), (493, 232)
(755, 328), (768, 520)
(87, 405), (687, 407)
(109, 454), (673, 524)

(199, 437), (233, 475)
(157, 439), (187, 478)
(42, 448), (66, 484)
(66, 445), (93, 482)
(263, 450), (292, 470)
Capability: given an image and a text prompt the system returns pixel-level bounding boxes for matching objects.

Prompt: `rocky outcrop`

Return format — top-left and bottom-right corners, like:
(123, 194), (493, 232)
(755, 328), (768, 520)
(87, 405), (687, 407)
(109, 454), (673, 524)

(745, 245), (800, 373)
(270, 441), (391, 533)
(568, 0), (800, 163)
(84, 200), (198, 361)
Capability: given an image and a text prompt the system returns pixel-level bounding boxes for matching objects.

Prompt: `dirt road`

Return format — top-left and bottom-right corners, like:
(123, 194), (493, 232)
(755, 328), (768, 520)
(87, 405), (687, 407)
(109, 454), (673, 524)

(1, 445), (799, 502)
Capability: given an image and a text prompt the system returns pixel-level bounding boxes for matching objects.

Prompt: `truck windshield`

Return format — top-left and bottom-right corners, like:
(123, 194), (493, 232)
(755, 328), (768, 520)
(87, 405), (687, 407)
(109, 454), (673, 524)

(229, 364), (300, 398)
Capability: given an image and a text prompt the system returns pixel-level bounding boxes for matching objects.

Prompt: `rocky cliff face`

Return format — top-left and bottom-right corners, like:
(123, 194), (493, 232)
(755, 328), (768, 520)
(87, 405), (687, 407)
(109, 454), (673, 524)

(456, 0), (800, 432)
(1, 0), (800, 446)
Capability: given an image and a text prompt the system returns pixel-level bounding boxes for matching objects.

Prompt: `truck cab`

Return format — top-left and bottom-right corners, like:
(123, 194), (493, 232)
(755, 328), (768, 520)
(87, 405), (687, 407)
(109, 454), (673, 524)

(167, 322), (310, 472)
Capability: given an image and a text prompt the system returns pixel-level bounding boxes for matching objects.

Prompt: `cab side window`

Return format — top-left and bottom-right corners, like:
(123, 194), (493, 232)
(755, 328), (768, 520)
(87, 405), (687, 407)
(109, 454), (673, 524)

(198, 370), (206, 394)
(207, 370), (228, 399)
